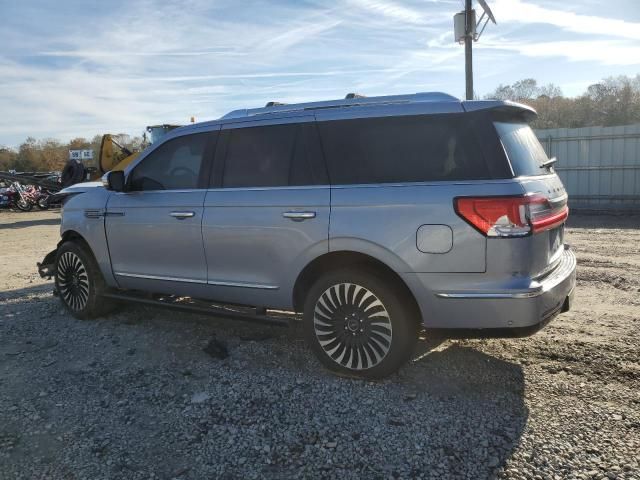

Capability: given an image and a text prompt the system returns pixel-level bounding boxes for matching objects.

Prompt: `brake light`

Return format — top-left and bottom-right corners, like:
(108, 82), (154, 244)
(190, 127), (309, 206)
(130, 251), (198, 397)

(455, 195), (568, 237)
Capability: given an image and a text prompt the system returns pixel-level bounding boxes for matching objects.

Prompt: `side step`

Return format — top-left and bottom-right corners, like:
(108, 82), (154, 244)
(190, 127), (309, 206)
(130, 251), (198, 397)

(102, 290), (299, 328)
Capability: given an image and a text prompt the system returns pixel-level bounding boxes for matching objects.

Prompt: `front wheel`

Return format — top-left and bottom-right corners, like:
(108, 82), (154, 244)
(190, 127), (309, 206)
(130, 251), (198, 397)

(15, 198), (32, 211)
(303, 268), (418, 379)
(55, 241), (115, 319)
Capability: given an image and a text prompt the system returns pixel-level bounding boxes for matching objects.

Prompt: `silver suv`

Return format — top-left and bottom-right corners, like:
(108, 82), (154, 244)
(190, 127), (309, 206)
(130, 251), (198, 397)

(39, 92), (576, 378)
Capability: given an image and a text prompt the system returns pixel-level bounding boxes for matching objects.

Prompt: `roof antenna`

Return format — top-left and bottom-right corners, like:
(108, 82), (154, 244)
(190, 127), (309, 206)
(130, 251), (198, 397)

(345, 93), (366, 99)
(265, 101), (287, 107)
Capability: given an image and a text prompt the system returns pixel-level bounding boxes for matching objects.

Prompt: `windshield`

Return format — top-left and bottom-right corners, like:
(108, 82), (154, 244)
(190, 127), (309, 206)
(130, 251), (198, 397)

(494, 122), (550, 176)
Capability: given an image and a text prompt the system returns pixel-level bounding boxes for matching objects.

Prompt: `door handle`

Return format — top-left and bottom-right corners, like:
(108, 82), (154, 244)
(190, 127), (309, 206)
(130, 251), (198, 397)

(282, 211), (316, 221)
(170, 211), (195, 219)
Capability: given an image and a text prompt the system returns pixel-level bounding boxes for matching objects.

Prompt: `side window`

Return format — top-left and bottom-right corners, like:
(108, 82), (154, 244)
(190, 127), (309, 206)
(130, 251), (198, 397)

(129, 133), (210, 191)
(317, 115), (490, 184)
(222, 123), (316, 188)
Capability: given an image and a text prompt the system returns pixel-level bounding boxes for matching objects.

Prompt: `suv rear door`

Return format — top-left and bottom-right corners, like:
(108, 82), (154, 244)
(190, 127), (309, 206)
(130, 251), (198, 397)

(202, 115), (330, 309)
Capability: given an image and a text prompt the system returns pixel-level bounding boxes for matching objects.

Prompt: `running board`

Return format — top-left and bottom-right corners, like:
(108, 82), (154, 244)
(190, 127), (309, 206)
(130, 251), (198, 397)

(102, 290), (299, 328)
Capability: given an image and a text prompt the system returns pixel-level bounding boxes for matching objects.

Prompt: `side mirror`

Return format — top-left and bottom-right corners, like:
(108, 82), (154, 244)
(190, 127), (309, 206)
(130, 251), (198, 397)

(102, 170), (125, 191)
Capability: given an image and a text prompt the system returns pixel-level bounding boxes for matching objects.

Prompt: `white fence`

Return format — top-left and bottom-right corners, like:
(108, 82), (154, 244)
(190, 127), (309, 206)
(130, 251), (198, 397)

(535, 124), (640, 212)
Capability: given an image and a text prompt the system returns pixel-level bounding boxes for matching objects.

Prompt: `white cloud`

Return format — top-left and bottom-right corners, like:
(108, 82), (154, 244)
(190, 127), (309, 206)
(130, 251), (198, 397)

(492, 0), (640, 41)
(346, 0), (427, 24)
(1, 0), (639, 147)
(479, 38), (640, 66)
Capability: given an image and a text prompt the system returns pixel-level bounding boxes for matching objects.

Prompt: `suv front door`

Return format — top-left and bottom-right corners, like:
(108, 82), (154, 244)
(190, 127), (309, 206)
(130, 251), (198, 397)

(105, 129), (217, 293)
(202, 116), (330, 309)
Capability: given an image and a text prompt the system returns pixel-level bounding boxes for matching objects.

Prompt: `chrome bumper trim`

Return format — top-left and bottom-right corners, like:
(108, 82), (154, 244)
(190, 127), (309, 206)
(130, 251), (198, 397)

(435, 247), (576, 300)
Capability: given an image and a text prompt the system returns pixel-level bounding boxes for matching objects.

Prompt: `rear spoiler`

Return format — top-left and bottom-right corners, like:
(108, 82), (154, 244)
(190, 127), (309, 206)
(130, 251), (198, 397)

(462, 100), (537, 122)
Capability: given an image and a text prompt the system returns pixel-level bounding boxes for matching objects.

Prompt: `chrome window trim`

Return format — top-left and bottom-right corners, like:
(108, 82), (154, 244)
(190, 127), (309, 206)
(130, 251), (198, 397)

(202, 179), (522, 193)
(329, 179), (523, 189)
(204, 185), (330, 193)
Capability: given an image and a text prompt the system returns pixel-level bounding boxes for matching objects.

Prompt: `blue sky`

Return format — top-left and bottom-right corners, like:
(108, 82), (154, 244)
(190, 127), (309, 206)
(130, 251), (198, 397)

(1, 0), (639, 147)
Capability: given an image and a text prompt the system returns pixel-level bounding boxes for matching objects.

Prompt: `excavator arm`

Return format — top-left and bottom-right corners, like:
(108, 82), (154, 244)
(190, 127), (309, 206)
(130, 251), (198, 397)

(98, 134), (139, 176)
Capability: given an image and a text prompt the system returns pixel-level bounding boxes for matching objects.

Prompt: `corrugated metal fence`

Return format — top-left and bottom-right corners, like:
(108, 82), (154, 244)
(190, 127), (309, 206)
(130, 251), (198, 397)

(535, 124), (640, 212)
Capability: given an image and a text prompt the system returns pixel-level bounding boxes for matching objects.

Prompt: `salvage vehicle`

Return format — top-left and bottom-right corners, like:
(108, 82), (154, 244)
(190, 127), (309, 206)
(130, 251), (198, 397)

(38, 92), (576, 378)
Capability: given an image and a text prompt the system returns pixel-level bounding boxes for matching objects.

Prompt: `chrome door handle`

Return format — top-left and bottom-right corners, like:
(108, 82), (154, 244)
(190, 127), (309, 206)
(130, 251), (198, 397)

(170, 211), (195, 219)
(282, 211), (316, 221)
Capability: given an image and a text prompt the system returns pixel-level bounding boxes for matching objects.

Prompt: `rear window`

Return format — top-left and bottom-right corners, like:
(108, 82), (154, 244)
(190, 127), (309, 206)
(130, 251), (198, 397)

(317, 114), (490, 185)
(494, 122), (550, 176)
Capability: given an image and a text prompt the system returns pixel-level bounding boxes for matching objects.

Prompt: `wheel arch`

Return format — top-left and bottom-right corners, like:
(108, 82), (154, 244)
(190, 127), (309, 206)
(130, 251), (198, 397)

(58, 228), (117, 287)
(292, 250), (422, 325)
(59, 229), (90, 249)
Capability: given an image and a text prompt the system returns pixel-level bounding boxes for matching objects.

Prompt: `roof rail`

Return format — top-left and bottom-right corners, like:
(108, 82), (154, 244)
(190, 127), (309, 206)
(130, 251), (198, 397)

(221, 92), (460, 120)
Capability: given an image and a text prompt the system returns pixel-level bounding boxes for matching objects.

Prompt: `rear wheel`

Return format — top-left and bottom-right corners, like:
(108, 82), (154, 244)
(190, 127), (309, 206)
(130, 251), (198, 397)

(55, 241), (115, 319)
(303, 268), (418, 379)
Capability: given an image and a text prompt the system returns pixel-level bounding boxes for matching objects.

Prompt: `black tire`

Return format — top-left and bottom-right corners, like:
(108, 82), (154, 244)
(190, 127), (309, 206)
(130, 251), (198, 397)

(303, 268), (418, 379)
(55, 241), (115, 319)
(16, 199), (32, 211)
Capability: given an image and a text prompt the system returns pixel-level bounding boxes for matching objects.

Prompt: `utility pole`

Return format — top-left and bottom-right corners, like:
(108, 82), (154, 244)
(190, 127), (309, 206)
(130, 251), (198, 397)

(454, 0), (495, 101)
(464, 0), (473, 100)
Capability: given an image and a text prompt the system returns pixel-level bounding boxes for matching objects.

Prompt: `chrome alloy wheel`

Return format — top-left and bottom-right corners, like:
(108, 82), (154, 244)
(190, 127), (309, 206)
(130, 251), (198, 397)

(57, 252), (90, 311)
(313, 283), (393, 370)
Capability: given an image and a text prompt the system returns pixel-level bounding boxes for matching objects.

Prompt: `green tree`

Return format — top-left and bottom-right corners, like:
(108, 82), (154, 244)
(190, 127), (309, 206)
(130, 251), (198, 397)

(0, 146), (18, 171)
(485, 74), (640, 128)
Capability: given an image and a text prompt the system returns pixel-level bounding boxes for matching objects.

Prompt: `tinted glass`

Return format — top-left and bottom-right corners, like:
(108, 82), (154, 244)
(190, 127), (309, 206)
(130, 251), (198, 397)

(494, 122), (550, 176)
(222, 123), (316, 188)
(317, 114), (489, 185)
(129, 133), (209, 190)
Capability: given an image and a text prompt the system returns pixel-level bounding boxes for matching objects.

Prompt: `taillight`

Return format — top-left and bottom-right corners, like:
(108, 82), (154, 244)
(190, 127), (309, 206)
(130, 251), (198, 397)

(454, 195), (568, 237)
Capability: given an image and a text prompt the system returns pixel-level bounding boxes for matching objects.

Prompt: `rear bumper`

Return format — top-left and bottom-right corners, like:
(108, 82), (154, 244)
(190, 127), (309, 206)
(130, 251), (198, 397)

(403, 246), (577, 333)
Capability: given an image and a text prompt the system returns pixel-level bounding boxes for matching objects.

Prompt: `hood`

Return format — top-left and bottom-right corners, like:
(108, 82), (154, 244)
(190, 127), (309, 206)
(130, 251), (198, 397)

(50, 181), (104, 205)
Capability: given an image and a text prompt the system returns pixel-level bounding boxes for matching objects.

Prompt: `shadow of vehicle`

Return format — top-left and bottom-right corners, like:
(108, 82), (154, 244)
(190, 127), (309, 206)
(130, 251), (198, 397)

(1, 286), (527, 479)
(0, 284), (54, 302)
(374, 343), (529, 477)
(0, 217), (61, 230)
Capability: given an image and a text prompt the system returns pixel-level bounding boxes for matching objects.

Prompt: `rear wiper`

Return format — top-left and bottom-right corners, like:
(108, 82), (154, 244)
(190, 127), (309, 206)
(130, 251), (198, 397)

(540, 157), (557, 169)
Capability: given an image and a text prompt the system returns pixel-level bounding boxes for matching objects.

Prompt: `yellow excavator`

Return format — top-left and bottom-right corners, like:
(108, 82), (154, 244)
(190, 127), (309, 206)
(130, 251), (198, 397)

(95, 124), (181, 178)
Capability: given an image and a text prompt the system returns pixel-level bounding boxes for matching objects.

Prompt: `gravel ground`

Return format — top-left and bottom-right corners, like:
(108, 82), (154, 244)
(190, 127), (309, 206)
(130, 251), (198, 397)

(0, 210), (638, 480)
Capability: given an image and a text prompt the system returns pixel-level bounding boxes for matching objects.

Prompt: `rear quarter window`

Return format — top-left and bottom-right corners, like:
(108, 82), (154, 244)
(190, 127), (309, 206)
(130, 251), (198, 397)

(317, 114), (491, 185)
(494, 122), (550, 177)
